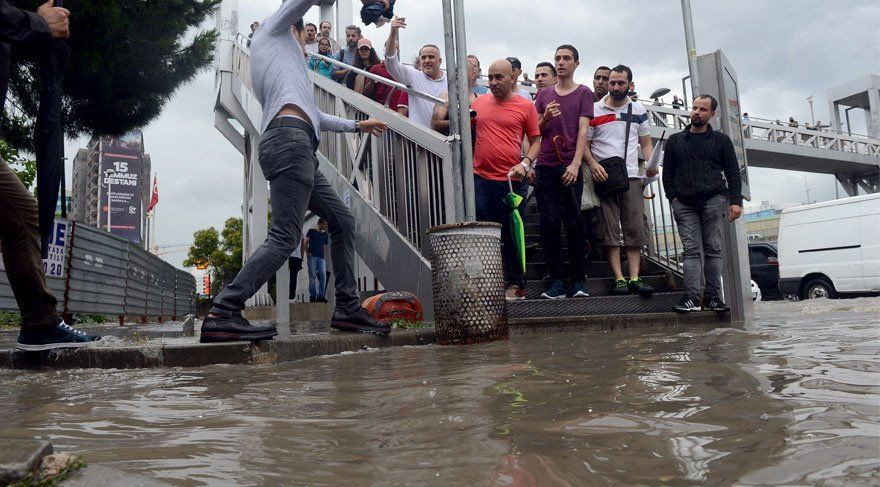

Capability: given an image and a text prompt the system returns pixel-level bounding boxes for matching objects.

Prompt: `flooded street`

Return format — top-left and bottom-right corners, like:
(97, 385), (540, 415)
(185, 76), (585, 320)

(1, 298), (878, 486)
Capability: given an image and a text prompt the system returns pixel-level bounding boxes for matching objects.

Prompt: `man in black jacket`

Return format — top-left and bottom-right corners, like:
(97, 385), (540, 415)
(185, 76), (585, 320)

(1, 0), (99, 350)
(662, 94), (743, 313)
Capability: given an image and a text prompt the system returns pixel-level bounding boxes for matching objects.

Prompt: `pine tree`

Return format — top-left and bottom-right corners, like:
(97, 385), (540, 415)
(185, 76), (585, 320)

(4, 0), (221, 150)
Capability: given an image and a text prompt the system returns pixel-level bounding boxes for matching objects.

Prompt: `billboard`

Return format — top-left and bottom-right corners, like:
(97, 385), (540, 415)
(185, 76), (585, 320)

(99, 131), (144, 244)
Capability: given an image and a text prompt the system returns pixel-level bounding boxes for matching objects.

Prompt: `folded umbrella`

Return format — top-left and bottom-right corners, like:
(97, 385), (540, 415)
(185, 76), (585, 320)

(504, 171), (526, 275)
(35, 0), (70, 258)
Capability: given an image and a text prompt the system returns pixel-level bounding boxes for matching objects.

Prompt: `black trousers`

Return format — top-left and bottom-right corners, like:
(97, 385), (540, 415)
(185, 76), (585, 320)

(534, 165), (587, 281)
(288, 257), (302, 300)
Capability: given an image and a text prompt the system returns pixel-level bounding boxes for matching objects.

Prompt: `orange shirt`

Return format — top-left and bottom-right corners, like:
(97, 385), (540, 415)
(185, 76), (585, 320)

(472, 93), (540, 181)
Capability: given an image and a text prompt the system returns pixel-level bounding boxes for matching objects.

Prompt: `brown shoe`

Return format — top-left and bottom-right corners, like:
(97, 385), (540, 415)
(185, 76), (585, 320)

(505, 285), (526, 301)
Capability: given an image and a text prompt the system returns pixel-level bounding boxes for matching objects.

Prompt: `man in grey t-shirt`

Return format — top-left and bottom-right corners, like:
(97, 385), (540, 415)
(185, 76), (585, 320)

(204, 1), (390, 341)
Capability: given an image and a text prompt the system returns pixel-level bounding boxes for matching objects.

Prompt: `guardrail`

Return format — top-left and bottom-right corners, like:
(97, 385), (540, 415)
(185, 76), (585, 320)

(0, 219), (196, 323)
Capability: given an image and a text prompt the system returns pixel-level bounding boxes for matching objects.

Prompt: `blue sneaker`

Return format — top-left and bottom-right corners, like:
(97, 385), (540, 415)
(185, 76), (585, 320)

(16, 321), (100, 351)
(540, 279), (567, 300)
(571, 281), (590, 298)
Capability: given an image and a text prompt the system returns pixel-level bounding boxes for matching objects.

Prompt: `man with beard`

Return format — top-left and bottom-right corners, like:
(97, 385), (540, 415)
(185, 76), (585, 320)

(663, 95), (743, 313)
(471, 59), (541, 301)
(585, 65), (655, 298)
(593, 66), (610, 102)
(384, 16), (447, 128)
(333, 25), (361, 82)
(532, 45), (594, 300)
(203, 1), (390, 341)
(534, 62), (557, 91)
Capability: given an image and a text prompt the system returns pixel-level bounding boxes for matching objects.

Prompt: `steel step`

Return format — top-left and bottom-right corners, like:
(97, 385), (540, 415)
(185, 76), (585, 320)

(506, 292), (687, 319)
(521, 275), (677, 299)
(525, 260), (670, 280)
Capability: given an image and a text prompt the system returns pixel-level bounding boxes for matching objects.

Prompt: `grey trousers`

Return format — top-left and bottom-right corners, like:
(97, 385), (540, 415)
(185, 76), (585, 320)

(211, 126), (359, 317)
(672, 194), (727, 300)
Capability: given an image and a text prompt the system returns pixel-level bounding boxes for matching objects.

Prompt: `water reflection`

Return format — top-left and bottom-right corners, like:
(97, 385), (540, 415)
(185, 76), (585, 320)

(0, 298), (876, 485)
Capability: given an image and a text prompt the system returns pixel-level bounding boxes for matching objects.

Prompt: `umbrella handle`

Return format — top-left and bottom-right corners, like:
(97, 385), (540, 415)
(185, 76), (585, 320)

(507, 171), (515, 194)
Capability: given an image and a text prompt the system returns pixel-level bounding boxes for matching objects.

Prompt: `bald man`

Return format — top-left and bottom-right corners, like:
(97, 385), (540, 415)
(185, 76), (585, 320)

(471, 59), (541, 301)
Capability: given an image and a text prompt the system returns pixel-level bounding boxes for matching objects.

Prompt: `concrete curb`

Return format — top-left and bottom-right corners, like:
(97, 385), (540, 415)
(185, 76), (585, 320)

(1, 329), (437, 370)
(509, 311), (730, 334)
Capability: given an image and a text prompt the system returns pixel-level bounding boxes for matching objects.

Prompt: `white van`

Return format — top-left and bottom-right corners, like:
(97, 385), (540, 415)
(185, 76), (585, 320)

(778, 193), (880, 300)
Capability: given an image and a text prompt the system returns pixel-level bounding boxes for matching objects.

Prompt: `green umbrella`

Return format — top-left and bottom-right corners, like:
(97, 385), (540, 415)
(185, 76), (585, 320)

(504, 172), (526, 274)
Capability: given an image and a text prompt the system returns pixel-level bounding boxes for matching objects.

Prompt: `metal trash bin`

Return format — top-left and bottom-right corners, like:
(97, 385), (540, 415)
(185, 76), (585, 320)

(427, 222), (508, 345)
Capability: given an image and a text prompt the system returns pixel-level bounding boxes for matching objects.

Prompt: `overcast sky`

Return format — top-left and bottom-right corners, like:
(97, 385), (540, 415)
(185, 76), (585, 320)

(62, 0), (880, 269)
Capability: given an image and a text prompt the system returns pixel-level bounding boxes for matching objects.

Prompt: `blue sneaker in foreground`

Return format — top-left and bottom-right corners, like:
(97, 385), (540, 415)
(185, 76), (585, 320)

(540, 279), (567, 300)
(16, 321), (101, 351)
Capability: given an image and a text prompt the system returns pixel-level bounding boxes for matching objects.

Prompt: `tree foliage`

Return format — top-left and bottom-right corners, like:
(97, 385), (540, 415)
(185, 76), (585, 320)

(184, 217), (243, 295)
(5, 0), (221, 150)
(0, 135), (36, 189)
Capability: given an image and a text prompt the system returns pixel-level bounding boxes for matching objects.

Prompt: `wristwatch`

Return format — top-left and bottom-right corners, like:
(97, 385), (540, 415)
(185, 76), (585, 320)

(520, 157), (533, 172)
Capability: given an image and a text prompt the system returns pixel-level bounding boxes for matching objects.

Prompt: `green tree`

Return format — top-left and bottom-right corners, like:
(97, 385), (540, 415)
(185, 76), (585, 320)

(184, 217), (243, 295)
(4, 0), (221, 150)
(0, 137), (36, 189)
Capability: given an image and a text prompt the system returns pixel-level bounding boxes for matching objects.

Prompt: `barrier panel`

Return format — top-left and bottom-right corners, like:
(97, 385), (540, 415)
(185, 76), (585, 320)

(0, 220), (196, 322)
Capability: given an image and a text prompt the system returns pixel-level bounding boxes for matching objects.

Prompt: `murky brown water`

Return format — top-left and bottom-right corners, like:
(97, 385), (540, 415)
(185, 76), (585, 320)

(1, 298), (878, 486)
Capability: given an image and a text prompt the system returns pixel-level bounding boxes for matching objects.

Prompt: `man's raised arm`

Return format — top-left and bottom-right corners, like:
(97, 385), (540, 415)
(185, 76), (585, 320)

(263, 0), (317, 36)
(384, 16), (416, 87)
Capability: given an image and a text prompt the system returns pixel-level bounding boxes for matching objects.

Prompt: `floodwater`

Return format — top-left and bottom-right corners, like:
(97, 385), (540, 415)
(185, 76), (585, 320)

(1, 299), (878, 486)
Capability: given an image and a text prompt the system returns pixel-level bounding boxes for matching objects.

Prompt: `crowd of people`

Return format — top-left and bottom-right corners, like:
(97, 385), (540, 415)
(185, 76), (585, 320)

(244, 5), (745, 316)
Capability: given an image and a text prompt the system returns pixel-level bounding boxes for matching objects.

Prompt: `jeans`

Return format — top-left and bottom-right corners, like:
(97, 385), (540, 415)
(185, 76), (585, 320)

(211, 126), (360, 316)
(0, 158), (59, 331)
(474, 174), (527, 288)
(672, 194), (727, 299)
(534, 165), (587, 281)
(307, 256), (327, 300)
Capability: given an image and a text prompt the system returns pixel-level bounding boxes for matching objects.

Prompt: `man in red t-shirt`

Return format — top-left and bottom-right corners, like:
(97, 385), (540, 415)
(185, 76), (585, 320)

(472, 59), (541, 301)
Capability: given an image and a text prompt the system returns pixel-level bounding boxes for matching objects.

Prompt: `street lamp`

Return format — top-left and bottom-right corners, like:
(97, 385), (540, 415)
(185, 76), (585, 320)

(807, 95), (816, 126)
(103, 168), (116, 233)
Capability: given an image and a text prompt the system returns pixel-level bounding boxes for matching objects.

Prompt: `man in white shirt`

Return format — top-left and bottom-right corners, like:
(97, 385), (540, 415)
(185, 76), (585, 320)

(384, 16), (447, 128)
(585, 64), (656, 298)
(505, 57), (533, 100)
(304, 22), (319, 54)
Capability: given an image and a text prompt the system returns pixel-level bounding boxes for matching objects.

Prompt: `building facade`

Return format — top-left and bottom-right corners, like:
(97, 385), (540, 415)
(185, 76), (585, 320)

(71, 131), (152, 246)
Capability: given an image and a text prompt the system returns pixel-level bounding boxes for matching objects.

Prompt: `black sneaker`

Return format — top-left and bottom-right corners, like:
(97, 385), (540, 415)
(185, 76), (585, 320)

(705, 295), (730, 312)
(200, 315), (278, 343)
(674, 295), (702, 313)
(331, 308), (391, 335)
(16, 321), (100, 351)
(612, 278), (630, 295)
(540, 279), (566, 299)
(628, 277), (655, 298)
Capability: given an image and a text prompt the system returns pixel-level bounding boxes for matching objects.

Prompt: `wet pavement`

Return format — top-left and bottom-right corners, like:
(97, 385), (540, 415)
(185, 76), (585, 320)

(0, 298), (877, 485)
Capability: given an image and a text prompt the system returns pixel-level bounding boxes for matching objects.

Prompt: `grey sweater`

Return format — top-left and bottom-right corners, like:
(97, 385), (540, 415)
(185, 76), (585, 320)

(251, 0), (355, 139)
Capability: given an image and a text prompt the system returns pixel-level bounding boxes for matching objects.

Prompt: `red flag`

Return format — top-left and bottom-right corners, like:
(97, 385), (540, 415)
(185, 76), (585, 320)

(148, 175), (159, 212)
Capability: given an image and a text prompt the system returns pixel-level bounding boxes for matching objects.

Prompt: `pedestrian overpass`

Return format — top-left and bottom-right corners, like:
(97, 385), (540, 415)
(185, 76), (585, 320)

(213, 1), (880, 323)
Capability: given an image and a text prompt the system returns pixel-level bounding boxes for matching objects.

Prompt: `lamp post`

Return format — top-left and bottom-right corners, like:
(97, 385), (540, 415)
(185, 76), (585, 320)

(681, 0), (700, 96)
(807, 95), (816, 126)
(103, 168), (116, 233)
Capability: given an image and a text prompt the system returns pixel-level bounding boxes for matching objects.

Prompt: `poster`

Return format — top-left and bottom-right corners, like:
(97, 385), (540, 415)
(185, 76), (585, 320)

(99, 132), (144, 244)
(42, 220), (68, 278)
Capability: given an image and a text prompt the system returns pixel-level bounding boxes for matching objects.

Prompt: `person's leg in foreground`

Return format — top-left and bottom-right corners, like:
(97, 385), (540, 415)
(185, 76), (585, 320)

(671, 199), (704, 312)
(700, 195), (729, 311)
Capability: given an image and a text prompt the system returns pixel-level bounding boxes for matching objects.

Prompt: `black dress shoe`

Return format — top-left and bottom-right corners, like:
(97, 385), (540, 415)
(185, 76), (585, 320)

(330, 308), (391, 335)
(200, 315), (278, 343)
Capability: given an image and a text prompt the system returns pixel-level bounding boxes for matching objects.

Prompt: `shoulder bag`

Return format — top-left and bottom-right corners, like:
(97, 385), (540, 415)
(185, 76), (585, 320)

(594, 103), (633, 198)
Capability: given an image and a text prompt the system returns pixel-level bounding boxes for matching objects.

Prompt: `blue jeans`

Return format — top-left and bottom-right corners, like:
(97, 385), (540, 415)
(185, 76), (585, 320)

(474, 174), (527, 288)
(210, 126), (360, 316)
(672, 194), (727, 300)
(308, 256), (327, 300)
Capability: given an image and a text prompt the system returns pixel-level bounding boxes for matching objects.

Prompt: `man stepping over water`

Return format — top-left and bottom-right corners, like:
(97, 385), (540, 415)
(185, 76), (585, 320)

(202, 0), (389, 342)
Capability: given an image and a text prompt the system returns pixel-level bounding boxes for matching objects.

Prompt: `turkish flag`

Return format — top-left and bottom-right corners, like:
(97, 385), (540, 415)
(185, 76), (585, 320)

(148, 175), (159, 212)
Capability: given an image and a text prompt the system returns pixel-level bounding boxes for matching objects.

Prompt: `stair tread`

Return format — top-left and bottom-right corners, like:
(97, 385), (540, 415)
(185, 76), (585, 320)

(506, 291), (687, 319)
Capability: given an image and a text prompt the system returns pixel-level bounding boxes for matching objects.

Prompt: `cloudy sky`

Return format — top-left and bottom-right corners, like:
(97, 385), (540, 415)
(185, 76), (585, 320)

(62, 0), (880, 269)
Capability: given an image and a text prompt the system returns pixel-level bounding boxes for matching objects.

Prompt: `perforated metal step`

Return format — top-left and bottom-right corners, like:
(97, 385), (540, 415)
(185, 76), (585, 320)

(506, 292), (687, 319)
(522, 275), (677, 300)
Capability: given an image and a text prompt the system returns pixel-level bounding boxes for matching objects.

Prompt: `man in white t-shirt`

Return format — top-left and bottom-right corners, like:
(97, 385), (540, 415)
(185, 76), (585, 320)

(384, 16), (447, 128)
(506, 56), (533, 100)
(304, 22), (319, 54)
(585, 64), (656, 299)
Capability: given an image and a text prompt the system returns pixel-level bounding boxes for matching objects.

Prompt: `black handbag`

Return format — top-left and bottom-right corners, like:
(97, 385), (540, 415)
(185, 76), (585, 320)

(594, 103), (633, 198)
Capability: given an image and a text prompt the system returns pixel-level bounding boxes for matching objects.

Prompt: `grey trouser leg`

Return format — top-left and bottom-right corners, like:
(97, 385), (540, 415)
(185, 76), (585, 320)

(672, 195), (727, 299)
(211, 126), (360, 316)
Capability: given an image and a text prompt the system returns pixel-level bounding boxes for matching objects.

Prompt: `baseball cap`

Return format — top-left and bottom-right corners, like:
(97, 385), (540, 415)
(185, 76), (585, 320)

(357, 38), (373, 50)
(506, 57), (522, 70)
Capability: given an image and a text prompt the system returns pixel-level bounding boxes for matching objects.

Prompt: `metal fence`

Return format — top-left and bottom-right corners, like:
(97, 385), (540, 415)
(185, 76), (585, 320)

(0, 220), (195, 322)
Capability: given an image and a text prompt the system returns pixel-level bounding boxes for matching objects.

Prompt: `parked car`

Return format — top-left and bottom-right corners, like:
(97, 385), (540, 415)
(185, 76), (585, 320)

(778, 193), (880, 300)
(749, 242), (780, 300)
